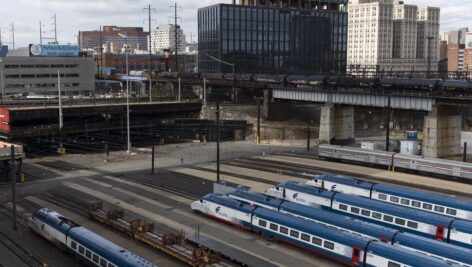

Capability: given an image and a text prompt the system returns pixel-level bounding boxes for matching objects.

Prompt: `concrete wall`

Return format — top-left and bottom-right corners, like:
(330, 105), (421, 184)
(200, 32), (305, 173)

(422, 114), (462, 158)
(319, 105), (354, 144)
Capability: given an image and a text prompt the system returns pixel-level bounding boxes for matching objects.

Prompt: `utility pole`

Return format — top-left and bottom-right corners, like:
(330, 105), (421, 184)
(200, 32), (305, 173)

(10, 145), (17, 231)
(385, 93), (391, 152)
(216, 102), (220, 183)
(58, 70), (63, 152)
(10, 23), (15, 50)
(178, 77), (181, 102)
(99, 26), (103, 78)
(39, 22), (42, 44)
(307, 125), (311, 151)
(144, 4), (156, 103)
(170, 3), (181, 72)
(427, 36), (434, 78)
(53, 13), (57, 43)
(257, 98), (261, 144)
(203, 77), (207, 108)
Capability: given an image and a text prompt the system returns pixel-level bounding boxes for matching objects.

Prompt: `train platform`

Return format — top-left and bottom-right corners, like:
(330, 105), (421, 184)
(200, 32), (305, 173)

(260, 155), (472, 198)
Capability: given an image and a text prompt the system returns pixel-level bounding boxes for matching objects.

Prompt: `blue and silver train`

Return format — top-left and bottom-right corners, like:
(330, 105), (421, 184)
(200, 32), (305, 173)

(227, 189), (472, 266)
(30, 208), (157, 267)
(306, 173), (472, 221)
(192, 193), (458, 267)
(265, 182), (472, 249)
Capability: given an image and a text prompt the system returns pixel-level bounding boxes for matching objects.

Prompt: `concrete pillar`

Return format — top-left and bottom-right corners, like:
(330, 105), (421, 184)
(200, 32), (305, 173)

(319, 104), (354, 145)
(262, 89), (271, 119)
(422, 105), (462, 158)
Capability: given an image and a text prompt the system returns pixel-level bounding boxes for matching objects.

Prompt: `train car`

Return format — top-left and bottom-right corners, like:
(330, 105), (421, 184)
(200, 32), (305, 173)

(318, 144), (394, 167)
(178, 72), (200, 79)
(443, 80), (472, 92)
(30, 208), (157, 267)
(192, 194), (458, 267)
(381, 78), (442, 91)
(394, 153), (472, 179)
(228, 189), (472, 266)
(253, 74), (286, 84)
(157, 72), (179, 79)
(307, 173), (472, 221)
(265, 182), (472, 249)
(223, 73), (253, 81)
(202, 73), (225, 80)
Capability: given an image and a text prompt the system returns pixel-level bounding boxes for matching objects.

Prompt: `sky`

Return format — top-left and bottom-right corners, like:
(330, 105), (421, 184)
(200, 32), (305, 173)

(0, 0), (471, 48)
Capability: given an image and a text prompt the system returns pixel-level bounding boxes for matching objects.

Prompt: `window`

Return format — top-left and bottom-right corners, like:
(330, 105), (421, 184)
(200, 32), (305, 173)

(388, 262), (401, 267)
(280, 227), (288, 234)
(412, 201), (421, 208)
(390, 196), (399, 203)
(361, 210), (371, 216)
(290, 230), (299, 238)
(108, 264), (116, 267)
(100, 258), (107, 267)
(446, 208), (457, 216)
(270, 223), (278, 231)
(258, 220), (267, 227)
(383, 215), (394, 222)
(324, 241), (335, 250)
(407, 221), (418, 229)
(395, 218), (406, 225)
(372, 212), (382, 219)
(85, 250), (92, 259)
(312, 237), (322, 246)
(400, 199), (410, 205)
(301, 233), (310, 242)
(78, 246), (84, 254)
(423, 203), (433, 210)
(93, 254), (99, 263)
(339, 204), (348, 211)
(434, 206), (445, 213)
(71, 241), (77, 250)
(351, 207), (360, 214)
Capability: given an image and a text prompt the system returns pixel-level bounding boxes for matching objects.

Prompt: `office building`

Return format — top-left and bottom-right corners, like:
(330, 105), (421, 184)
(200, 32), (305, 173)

(78, 26), (149, 51)
(440, 28), (472, 73)
(347, 0), (440, 75)
(150, 24), (186, 54)
(198, 0), (348, 75)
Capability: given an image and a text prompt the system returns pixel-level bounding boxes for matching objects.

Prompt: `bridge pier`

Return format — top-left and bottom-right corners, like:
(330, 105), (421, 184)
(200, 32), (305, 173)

(319, 104), (354, 145)
(422, 104), (462, 158)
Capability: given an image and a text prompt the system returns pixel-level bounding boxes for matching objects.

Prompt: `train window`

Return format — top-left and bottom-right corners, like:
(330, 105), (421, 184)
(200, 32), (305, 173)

(434, 206), (445, 213)
(270, 223), (278, 231)
(312, 237), (322, 246)
(258, 220), (267, 227)
(350, 207), (360, 214)
(423, 203), (433, 210)
(378, 194), (387, 200)
(324, 241), (335, 250)
(446, 208), (457, 216)
(387, 262), (401, 267)
(400, 199), (410, 205)
(100, 258), (107, 267)
(395, 218), (406, 226)
(412, 201), (421, 208)
(71, 241), (77, 250)
(108, 264), (116, 267)
(339, 204), (348, 211)
(361, 210), (371, 216)
(290, 230), (299, 238)
(383, 215), (394, 222)
(390, 196), (399, 203)
(372, 212), (382, 219)
(301, 233), (310, 242)
(78, 246), (84, 254)
(85, 250), (92, 259)
(93, 254), (99, 263)
(407, 221), (418, 229)
(280, 227), (288, 234)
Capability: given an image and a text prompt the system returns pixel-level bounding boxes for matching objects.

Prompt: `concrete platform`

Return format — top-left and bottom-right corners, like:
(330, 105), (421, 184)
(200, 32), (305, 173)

(261, 155), (472, 198)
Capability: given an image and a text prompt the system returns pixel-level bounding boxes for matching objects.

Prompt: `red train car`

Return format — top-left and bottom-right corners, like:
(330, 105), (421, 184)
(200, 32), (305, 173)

(0, 108), (10, 133)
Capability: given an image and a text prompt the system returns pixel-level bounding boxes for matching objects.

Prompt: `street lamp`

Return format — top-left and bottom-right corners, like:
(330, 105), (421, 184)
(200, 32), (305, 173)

(205, 54), (236, 103)
(119, 33), (132, 154)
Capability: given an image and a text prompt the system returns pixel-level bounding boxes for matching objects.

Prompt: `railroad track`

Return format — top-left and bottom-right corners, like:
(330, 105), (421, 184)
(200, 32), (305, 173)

(0, 229), (45, 267)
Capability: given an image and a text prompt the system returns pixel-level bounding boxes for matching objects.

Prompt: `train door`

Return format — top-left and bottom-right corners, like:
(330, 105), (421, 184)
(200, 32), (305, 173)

(436, 224), (445, 240)
(352, 246), (361, 266)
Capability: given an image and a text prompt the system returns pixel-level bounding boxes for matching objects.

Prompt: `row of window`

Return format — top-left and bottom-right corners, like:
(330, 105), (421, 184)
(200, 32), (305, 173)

(5, 64), (79, 69)
(257, 219), (336, 250)
(71, 240), (116, 267)
(377, 193), (458, 216)
(338, 203), (419, 229)
(5, 74), (80, 79)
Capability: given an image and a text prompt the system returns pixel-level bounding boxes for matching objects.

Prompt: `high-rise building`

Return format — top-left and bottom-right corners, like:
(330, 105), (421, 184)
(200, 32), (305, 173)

(198, 0), (348, 75)
(150, 24), (186, 54)
(78, 26), (149, 51)
(347, 0), (440, 75)
(440, 29), (472, 73)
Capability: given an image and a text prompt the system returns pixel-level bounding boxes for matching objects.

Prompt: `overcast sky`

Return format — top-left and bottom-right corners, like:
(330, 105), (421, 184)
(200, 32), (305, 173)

(0, 0), (470, 48)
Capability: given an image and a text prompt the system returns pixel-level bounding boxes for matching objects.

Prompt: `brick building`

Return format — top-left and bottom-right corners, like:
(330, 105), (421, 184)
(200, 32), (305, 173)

(79, 26), (149, 51)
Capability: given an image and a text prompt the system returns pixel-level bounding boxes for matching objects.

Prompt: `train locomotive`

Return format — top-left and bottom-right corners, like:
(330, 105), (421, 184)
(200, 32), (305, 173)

(265, 182), (472, 249)
(30, 208), (157, 267)
(191, 193), (458, 267)
(227, 189), (472, 266)
(306, 173), (472, 221)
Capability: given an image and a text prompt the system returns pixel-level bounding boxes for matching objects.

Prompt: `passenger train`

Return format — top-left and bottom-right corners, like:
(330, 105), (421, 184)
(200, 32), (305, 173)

(192, 193), (459, 267)
(318, 144), (472, 180)
(30, 208), (157, 267)
(227, 189), (472, 266)
(306, 173), (472, 221)
(265, 182), (472, 249)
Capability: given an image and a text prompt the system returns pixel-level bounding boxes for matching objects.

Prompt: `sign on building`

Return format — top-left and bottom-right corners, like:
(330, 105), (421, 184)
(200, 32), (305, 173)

(29, 44), (79, 57)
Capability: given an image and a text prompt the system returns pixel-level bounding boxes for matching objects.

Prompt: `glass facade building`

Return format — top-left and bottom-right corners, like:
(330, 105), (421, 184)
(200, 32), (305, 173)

(198, 3), (347, 75)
